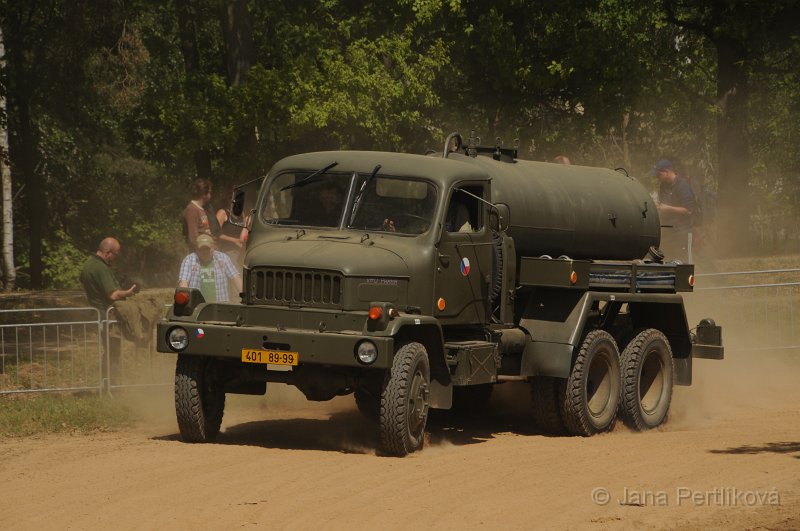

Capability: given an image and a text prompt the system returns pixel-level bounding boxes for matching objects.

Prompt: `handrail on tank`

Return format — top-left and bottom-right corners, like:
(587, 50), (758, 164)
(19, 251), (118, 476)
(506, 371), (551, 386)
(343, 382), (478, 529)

(443, 131), (518, 162)
(443, 132), (463, 158)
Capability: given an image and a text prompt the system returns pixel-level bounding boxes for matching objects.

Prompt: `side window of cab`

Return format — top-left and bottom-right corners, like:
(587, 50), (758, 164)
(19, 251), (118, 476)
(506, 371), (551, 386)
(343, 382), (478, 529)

(445, 185), (484, 233)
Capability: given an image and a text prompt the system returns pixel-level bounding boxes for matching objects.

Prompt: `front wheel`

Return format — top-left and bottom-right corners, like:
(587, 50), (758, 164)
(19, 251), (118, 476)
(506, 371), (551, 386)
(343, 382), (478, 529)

(620, 329), (674, 430)
(175, 354), (225, 442)
(379, 342), (430, 456)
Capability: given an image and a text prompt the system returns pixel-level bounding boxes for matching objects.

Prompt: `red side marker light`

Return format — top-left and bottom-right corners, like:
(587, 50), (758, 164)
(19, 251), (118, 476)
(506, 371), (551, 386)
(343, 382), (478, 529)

(688, 274), (695, 287)
(437, 298), (446, 311)
(570, 271), (578, 285)
(369, 306), (383, 320)
(175, 292), (190, 305)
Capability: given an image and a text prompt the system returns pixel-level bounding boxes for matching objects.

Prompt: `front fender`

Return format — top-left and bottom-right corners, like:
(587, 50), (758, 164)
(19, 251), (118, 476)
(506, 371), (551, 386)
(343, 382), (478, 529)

(371, 314), (449, 386)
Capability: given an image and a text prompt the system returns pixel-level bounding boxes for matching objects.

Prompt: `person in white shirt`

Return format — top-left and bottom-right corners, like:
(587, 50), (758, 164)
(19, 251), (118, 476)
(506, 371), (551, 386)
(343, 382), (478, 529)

(178, 234), (242, 302)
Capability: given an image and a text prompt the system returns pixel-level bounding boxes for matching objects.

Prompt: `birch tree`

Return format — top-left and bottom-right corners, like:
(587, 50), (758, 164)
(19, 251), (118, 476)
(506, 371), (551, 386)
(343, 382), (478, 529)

(0, 26), (14, 291)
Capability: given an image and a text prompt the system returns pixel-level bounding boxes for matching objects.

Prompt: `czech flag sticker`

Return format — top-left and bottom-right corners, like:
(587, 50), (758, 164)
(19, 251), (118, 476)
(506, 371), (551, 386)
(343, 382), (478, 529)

(460, 257), (471, 276)
(195, 328), (205, 338)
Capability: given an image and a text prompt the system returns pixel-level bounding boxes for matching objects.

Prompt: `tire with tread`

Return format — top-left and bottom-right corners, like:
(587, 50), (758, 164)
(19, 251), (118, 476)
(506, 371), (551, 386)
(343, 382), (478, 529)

(175, 354), (225, 442)
(559, 330), (621, 436)
(530, 376), (565, 434)
(379, 342), (430, 456)
(620, 328), (674, 430)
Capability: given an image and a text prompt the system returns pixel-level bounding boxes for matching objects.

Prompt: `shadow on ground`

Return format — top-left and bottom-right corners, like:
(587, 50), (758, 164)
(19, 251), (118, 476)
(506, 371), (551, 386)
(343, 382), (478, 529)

(709, 441), (800, 459)
(151, 383), (555, 454)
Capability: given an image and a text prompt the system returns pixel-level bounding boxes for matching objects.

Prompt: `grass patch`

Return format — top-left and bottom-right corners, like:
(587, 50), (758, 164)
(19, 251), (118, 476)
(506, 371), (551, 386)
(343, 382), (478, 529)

(0, 393), (137, 438)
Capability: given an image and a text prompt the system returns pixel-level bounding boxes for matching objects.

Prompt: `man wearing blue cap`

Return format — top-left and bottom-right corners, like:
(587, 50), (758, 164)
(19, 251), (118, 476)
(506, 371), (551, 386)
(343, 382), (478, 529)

(652, 159), (696, 262)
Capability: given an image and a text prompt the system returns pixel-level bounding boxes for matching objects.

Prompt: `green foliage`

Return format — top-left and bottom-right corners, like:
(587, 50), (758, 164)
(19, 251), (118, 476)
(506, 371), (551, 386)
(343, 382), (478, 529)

(0, 394), (135, 437)
(2, 0), (800, 285)
(287, 34), (448, 150)
(42, 230), (86, 289)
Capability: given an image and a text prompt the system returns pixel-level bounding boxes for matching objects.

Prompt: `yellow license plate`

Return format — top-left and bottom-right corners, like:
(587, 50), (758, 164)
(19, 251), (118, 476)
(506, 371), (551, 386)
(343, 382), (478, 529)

(241, 349), (299, 366)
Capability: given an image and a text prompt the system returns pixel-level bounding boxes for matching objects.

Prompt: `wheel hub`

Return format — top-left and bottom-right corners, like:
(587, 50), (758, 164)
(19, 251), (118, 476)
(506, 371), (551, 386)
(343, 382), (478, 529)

(587, 353), (613, 418)
(640, 349), (665, 414)
(408, 369), (430, 432)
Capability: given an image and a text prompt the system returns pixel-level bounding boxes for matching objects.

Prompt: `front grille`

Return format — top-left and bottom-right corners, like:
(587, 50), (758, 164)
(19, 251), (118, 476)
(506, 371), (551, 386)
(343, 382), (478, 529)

(250, 268), (342, 307)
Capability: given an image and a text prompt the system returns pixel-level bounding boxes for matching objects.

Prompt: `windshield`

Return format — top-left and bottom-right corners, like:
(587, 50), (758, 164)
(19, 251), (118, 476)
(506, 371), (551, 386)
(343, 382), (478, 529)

(261, 171), (437, 235)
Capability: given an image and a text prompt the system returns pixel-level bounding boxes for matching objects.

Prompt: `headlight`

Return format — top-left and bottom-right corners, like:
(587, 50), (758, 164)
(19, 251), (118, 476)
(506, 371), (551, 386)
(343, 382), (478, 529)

(355, 340), (378, 365)
(168, 327), (189, 351)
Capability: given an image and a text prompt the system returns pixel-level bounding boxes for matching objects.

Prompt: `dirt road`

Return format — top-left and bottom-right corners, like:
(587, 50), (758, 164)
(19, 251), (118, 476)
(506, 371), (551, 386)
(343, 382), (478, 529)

(1, 350), (799, 530)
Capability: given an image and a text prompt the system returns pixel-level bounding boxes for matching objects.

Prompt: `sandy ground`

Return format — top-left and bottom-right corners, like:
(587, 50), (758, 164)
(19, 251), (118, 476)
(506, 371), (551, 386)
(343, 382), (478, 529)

(1, 347), (799, 531)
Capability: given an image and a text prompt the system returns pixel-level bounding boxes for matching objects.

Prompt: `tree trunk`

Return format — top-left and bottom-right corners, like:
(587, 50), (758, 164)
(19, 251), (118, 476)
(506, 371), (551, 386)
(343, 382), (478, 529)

(0, 28), (15, 291)
(221, 0), (253, 87)
(220, 0), (258, 182)
(17, 97), (44, 288)
(175, 0), (213, 180)
(715, 35), (751, 254)
(5, 18), (44, 289)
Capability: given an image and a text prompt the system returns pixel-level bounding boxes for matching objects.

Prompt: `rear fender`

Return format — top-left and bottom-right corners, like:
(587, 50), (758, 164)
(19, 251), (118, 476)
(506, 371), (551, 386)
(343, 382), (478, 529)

(519, 290), (692, 378)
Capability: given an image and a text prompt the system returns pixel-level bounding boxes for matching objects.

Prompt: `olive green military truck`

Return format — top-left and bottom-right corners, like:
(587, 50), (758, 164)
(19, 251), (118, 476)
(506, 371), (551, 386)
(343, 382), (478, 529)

(157, 133), (723, 456)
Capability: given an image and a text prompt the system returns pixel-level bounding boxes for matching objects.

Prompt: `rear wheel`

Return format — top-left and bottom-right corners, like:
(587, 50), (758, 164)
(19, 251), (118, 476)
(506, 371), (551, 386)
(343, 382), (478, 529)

(559, 330), (621, 436)
(620, 329), (674, 430)
(379, 342), (430, 456)
(530, 376), (565, 435)
(175, 355), (225, 442)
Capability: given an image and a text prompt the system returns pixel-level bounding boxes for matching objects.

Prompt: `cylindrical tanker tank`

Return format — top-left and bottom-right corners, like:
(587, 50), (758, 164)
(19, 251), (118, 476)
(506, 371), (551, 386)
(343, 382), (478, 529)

(451, 154), (661, 260)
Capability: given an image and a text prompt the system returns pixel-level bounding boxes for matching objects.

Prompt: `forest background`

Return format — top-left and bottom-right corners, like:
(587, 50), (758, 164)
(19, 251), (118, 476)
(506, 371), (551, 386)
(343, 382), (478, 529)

(1, 0), (798, 290)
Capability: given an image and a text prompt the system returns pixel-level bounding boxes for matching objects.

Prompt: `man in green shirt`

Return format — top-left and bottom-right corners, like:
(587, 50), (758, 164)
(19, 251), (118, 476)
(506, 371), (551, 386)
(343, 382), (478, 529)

(80, 237), (137, 315)
(79, 237), (137, 388)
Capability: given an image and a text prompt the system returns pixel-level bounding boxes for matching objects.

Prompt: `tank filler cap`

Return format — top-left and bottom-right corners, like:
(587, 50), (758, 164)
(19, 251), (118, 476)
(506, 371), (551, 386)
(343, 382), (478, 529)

(467, 130), (480, 157)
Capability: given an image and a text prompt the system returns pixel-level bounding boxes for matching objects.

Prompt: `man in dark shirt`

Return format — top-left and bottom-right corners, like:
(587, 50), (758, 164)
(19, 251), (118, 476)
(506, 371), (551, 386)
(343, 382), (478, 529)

(80, 237), (137, 315)
(652, 159), (696, 262)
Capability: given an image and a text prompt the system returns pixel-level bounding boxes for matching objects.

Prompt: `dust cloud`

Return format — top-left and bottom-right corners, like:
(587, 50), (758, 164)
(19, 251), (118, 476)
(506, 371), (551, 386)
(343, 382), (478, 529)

(122, 268), (799, 445)
(669, 282), (800, 430)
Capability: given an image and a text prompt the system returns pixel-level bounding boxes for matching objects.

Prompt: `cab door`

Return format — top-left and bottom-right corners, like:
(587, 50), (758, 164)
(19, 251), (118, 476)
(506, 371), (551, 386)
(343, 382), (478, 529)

(433, 183), (493, 324)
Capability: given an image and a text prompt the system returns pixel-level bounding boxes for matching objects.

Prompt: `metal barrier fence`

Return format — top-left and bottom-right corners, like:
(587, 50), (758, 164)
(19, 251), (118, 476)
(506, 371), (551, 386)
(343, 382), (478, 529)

(0, 306), (173, 396)
(1, 269), (797, 396)
(1, 307), (104, 395)
(691, 268), (800, 353)
(104, 306), (174, 394)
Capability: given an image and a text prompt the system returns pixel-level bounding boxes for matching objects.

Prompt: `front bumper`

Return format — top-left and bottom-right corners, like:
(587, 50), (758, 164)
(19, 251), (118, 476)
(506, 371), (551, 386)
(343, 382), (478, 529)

(156, 304), (394, 369)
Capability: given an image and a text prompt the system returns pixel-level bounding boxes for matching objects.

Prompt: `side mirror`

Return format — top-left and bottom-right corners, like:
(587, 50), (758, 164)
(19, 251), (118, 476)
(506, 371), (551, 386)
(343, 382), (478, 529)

(232, 189), (246, 217)
(490, 203), (510, 232)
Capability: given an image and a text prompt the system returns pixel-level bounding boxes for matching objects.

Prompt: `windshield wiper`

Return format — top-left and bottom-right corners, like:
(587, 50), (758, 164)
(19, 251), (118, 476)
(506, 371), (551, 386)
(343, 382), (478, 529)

(280, 161), (338, 191)
(348, 164), (381, 225)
